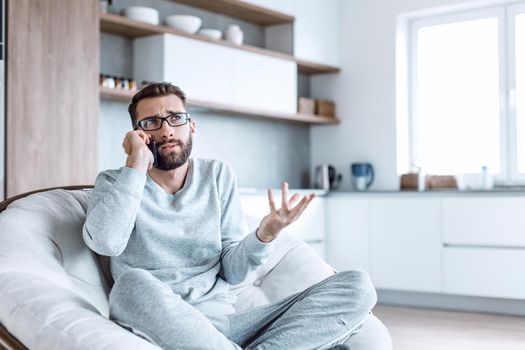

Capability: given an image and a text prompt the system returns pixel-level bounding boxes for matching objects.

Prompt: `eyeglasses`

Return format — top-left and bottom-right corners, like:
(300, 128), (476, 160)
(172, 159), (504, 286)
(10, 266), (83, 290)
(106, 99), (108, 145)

(135, 112), (191, 131)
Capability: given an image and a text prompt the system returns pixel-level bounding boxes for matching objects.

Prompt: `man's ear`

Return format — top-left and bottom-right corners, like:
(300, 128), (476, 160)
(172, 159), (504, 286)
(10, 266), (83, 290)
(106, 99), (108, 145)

(190, 120), (196, 134)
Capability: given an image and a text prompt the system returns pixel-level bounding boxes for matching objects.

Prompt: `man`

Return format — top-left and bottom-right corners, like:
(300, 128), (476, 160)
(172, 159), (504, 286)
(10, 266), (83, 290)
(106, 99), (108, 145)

(83, 82), (377, 349)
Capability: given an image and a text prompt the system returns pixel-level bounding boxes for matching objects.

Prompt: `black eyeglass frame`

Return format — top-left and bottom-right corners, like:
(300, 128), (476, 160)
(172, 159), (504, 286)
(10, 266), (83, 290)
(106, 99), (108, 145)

(134, 112), (191, 131)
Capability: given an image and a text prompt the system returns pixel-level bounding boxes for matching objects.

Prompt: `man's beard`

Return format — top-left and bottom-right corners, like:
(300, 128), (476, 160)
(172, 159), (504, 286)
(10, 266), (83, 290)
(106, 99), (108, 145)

(155, 134), (193, 170)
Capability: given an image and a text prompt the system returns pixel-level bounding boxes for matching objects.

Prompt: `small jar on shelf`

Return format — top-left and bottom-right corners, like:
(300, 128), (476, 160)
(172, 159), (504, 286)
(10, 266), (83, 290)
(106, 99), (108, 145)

(100, 74), (139, 92)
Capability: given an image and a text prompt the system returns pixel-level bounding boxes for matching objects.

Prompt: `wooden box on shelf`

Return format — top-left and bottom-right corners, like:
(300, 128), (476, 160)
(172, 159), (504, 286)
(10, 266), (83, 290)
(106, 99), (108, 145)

(400, 173), (419, 190)
(426, 175), (458, 190)
(316, 99), (335, 118)
(298, 97), (316, 115)
(400, 173), (458, 191)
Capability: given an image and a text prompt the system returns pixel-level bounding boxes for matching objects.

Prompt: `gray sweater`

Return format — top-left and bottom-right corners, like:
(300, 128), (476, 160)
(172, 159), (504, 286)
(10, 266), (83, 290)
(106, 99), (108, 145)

(83, 158), (274, 315)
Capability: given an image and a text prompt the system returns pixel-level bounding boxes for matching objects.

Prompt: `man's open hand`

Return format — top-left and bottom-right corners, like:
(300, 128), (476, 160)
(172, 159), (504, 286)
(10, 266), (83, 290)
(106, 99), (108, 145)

(256, 182), (316, 243)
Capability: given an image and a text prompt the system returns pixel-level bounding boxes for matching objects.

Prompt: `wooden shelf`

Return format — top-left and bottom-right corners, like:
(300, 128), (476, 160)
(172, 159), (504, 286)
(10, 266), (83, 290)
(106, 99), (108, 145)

(296, 59), (340, 75)
(99, 87), (340, 125)
(291, 113), (340, 125)
(100, 12), (166, 37)
(100, 13), (339, 75)
(188, 99), (340, 125)
(169, 0), (294, 26)
(100, 86), (136, 102)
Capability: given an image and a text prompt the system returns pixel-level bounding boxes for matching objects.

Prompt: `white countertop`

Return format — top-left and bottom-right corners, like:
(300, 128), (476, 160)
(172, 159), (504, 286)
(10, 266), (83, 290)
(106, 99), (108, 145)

(327, 188), (525, 197)
(239, 187), (525, 197)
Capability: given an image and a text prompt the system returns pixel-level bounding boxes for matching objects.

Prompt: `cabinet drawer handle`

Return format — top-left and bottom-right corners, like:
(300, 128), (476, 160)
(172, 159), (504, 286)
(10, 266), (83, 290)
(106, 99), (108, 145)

(443, 243), (525, 250)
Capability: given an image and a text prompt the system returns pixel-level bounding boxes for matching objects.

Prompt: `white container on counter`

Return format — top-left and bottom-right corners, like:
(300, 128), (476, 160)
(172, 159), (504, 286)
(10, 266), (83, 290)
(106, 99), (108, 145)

(457, 171), (494, 191)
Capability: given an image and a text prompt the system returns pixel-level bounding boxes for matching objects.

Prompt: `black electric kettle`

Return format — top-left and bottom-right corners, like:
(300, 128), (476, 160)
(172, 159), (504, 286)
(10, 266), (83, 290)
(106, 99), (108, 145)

(314, 164), (342, 190)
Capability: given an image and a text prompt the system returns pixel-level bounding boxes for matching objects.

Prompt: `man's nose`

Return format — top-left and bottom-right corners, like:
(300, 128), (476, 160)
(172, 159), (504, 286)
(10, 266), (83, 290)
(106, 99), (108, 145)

(158, 119), (174, 139)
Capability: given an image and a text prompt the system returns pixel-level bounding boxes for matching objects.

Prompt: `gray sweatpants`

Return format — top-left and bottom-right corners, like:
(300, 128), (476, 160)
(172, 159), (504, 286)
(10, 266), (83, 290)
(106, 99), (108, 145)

(109, 269), (377, 350)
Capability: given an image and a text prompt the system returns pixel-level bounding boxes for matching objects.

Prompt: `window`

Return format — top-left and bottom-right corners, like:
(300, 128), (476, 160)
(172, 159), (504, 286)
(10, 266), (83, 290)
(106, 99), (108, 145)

(514, 10), (525, 174)
(400, 2), (525, 183)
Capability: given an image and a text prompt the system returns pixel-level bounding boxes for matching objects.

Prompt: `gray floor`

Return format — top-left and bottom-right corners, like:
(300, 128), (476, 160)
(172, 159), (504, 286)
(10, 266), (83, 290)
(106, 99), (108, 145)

(373, 305), (525, 350)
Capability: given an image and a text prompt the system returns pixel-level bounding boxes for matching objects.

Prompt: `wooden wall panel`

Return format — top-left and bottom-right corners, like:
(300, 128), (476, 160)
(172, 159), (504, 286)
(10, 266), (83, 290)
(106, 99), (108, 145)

(6, 0), (99, 197)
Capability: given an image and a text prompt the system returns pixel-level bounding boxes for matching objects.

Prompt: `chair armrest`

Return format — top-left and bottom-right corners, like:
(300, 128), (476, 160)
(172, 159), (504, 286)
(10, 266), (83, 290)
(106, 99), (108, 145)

(345, 314), (393, 350)
(232, 232), (336, 308)
(0, 272), (159, 350)
(257, 235), (336, 301)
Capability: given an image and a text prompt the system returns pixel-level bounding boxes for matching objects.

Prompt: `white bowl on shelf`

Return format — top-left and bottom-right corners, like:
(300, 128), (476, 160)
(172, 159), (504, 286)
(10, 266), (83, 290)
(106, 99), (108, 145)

(165, 15), (202, 34)
(123, 6), (159, 25)
(197, 28), (222, 40)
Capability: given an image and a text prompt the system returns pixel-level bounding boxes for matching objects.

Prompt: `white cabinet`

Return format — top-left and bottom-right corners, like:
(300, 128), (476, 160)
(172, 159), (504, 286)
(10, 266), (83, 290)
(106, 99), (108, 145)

(231, 49), (296, 115)
(133, 34), (297, 115)
(442, 197), (525, 247)
(444, 247), (525, 299)
(442, 196), (525, 300)
(325, 194), (525, 301)
(369, 197), (442, 292)
(325, 197), (370, 273)
(133, 34), (231, 105)
(239, 192), (325, 258)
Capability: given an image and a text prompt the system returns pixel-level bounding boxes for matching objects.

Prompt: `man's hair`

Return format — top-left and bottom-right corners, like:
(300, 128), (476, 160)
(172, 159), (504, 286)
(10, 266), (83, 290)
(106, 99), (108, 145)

(128, 82), (187, 125)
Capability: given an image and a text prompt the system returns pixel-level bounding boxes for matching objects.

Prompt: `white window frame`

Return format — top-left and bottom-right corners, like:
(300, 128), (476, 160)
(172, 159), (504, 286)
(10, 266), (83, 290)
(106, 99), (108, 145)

(402, 1), (525, 184)
(507, 2), (525, 183)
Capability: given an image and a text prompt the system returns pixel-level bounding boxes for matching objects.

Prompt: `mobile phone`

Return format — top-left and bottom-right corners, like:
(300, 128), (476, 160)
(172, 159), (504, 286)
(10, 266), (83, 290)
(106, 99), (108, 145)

(148, 140), (159, 168)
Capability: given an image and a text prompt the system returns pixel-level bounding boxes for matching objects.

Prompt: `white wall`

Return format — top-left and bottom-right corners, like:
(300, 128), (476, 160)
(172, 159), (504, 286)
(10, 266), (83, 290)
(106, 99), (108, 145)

(309, 0), (491, 191)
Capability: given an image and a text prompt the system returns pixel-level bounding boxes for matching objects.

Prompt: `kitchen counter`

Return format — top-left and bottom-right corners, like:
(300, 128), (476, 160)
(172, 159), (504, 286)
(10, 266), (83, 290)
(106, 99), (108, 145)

(327, 187), (525, 197)
(239, 187), (525, 197)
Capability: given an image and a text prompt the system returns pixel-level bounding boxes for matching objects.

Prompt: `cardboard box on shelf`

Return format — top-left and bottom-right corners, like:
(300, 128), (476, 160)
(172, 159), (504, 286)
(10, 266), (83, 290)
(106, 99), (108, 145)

(298, 97), (316, 115)
(401, 173), (458, 191)
(427, 175), (457, 190)
(316, 99), (335, 118)
(400, 173), (419, 190)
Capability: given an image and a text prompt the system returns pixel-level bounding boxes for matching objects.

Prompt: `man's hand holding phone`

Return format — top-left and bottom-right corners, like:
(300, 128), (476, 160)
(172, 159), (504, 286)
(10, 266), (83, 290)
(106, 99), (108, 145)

(256, 182), (316, 243)
(122, 130), (154, 173)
